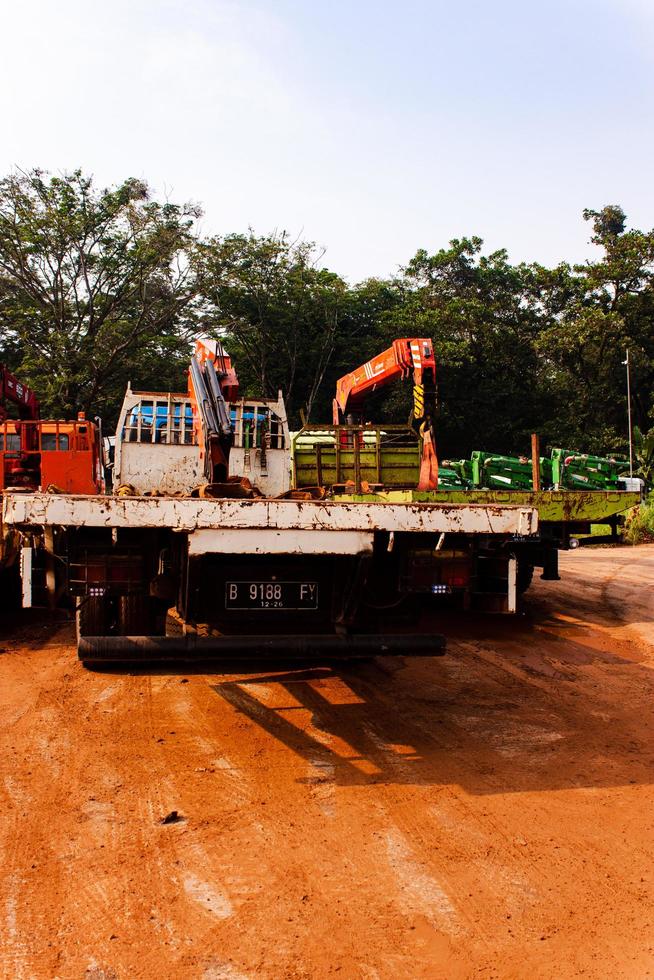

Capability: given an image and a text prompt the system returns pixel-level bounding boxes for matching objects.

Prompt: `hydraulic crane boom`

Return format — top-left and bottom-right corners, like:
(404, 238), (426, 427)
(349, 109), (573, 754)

(188, 338), (240, 483)
(0, 365), (40, 422)
(0, 365), (41, 484)
(332, 338), (439, 490)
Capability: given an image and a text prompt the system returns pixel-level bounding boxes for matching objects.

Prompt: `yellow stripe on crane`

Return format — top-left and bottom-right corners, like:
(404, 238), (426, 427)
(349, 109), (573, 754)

(413, 383), (424, 418)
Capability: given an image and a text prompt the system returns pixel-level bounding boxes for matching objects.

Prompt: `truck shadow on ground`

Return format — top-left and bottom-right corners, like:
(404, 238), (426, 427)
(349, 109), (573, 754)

(2, 556), (652, 797)
(206, 610), (654, 794)
(0, 609), (73, 650)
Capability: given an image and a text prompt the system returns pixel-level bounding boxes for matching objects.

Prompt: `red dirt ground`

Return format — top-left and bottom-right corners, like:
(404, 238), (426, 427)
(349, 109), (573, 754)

(0, 546), (652, 979)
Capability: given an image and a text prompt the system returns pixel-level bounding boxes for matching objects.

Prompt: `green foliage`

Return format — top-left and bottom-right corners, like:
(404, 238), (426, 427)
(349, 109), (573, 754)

(195, 231), (355, 426)
(0, 169), (200, 422)
(529, 205), (654, 453)
(393, 239), (548, 456)
(582, 205), (626, 241)
(623, 495), (654, 544)
(633, 426), (654, 487)
(0, 168), (652, 458)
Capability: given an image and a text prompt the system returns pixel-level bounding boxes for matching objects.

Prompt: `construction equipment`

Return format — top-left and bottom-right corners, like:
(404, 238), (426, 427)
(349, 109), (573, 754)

(1, 414), (103, 495)
(0, 368), (103, 608)
(188, 338), (240, 484)
(114, 350), (289, 498)
(2, 339), (538, 662)
(292, 424), (422, 492)
(550, 449), (633, 491)
(0, 365), (41, 490)
(332, 338), (438, 490)
(185, 337), (289, 495)
(470, 451), (554, 491)
(440, 448), (636, 493)
(1, 337), (643, 662)
(0, 364), (40, 423)
(0, 364), (103, 494)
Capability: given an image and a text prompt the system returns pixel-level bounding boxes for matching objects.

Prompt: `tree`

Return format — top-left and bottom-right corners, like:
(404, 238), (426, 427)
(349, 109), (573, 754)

(0, 169), (201, 421)
(392, 239), (545, 457)
(583, 205), (626, 241)
(1, 173), (651, 462)
(196, 231), (349, 424)
(533, 206), (654, 451)
(310, 276), (405, 422)
(633, 425), (654, 488)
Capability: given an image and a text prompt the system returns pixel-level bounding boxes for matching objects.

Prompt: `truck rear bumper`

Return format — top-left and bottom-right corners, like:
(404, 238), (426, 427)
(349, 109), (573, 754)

(78, 632), (446, 664)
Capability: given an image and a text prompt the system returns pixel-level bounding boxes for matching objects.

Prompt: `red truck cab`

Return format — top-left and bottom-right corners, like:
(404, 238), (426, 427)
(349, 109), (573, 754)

(0, 415), (103, 493)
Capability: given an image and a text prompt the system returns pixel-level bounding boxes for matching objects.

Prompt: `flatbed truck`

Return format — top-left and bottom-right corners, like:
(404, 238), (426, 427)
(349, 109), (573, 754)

(0, 338), (642, 664)
(2, 489), (540, 663)
(1, 480), (640, 665)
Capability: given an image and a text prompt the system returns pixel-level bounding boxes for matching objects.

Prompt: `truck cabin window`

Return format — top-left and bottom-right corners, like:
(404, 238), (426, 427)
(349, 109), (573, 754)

(124, 399), (195, 445)
(41, 433), (70, 451)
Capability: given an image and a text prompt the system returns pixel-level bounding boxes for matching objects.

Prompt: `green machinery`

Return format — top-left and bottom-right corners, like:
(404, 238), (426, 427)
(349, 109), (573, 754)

(293, 426), (637, 496)
(440, 448), (633, 492)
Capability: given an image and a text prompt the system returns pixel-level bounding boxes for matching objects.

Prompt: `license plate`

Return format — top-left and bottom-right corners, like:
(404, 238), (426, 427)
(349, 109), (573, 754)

(225, 581), (319, 610)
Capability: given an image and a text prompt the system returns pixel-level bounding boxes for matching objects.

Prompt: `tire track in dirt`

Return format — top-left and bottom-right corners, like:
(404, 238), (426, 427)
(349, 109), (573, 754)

(0, 653), (78, 979)
(0, 547), (653, 978)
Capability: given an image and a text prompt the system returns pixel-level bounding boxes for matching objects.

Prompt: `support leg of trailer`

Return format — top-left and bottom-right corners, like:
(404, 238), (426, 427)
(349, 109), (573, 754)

(44, 527), (57, 611)
(20, 545), (32, 608)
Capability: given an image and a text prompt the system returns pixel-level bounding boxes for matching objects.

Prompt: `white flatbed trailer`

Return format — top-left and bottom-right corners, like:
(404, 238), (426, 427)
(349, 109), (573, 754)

(3, 492), (538, 535)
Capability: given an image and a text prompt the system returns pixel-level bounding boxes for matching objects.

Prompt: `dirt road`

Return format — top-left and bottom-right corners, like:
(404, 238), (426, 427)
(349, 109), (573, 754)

(0, 547), (652, 980)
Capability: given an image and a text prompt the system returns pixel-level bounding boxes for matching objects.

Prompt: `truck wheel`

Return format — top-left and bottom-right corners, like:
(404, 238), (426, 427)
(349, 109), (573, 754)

(118, 594), (150, 635)
(76, 596), (108, 638)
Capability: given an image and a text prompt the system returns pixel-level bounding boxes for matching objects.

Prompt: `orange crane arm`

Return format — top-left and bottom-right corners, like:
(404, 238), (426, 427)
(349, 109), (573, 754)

(332, 338), (439, 490)
(188, 338), (240, 484)
(333, 338), (436, 423)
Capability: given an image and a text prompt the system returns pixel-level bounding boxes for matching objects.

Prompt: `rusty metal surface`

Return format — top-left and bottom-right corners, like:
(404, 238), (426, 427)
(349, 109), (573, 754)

(337, 489), (642, 523)
(3, 492), (539, 537)
(292, 424), (421, 491)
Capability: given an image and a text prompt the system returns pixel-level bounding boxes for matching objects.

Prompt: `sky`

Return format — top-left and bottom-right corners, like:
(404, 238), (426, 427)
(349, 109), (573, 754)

(1, 0), (653, 282)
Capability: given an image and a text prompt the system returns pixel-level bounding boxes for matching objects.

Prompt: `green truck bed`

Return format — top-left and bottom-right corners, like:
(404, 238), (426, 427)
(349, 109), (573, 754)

(292, 425), (641, 526)
(328, 489), (641, 525)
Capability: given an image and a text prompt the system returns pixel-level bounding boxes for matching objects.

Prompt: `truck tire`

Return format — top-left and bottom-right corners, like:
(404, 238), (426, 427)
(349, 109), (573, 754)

(76, 596), (108, 638)
(118, 594), (150, 635)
